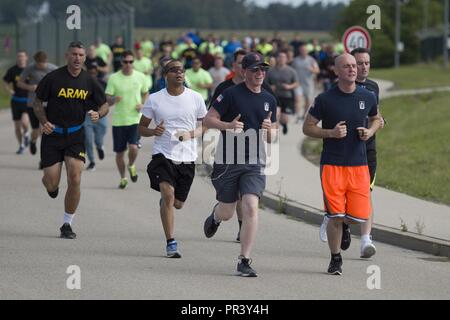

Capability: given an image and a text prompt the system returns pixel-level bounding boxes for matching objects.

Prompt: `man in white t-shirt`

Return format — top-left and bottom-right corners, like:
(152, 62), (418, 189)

(139, 59), (207, 258)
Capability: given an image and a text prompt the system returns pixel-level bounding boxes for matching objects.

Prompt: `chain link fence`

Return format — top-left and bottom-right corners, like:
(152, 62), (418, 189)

(15, 2), (134, 65)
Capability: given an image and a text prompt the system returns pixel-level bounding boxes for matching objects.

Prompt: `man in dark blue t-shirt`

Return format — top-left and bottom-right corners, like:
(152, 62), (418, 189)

(202, 52), (278, 277)
(303, 53), (381, 275)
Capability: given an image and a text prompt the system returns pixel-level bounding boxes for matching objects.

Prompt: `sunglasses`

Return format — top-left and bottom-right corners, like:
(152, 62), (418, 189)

(248, 66), (269, 73)
(122, 60), (134, 64)
(167, 67), (185, 74)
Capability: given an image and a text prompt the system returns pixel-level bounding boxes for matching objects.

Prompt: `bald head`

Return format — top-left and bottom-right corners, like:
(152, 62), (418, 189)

(334, 53), (357, 85)
(335, 53), (356, 68)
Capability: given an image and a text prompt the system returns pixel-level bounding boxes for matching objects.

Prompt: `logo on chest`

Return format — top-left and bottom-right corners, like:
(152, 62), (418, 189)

(359, 101), (365, 110)
(264, 102), (270, 112)
(58, 88), (89, 100)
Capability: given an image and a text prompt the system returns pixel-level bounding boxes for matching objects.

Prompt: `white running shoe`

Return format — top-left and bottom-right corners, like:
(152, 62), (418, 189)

(360, 238), (377, 259)
(319, 215), (329, 242)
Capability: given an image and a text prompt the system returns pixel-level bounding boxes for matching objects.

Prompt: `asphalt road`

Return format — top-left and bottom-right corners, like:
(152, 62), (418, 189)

(0, 110), (449, 300)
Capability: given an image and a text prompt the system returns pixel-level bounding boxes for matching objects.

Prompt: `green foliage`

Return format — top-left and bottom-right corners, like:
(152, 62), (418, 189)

(336, 0), (445, 67)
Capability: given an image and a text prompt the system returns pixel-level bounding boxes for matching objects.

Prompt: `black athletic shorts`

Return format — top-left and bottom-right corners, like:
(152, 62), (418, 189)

(40, 129), (86, 168)
(278, 97), (295, 114)
(146, 153), (195, 203)
(113, 124), (139, 153)
(367, 148), (377, 189)
(27, 107), (40, 129)
(11, 101), (28, 121)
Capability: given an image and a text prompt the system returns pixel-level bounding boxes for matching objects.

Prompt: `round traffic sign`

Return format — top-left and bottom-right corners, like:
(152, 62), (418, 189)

(342, 26), (372, 53)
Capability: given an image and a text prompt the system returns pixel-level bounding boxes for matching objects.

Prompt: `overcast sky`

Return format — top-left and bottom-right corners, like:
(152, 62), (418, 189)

(251, 0), (350, 7)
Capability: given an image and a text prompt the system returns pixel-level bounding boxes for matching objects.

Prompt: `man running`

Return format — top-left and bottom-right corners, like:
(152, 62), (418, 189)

(84, 64), (108, 171)
(303, 53), (381, 275)
(3, 50), (30, 154)
(267, 51), (299, 135)
(18, 51), (57, 160)
(106, 50), (150, 189)
(33, 41), (108, 239)
(139, 59), (207, 258)
(203, 52), (278, 277)
(291, 42), (320, 120)
(318, 48), (385, 259)
(209, 49), (278, 243)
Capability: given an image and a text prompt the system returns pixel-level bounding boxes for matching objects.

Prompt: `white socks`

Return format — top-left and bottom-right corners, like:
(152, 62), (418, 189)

(64, 212), (74, 225)
(361, 234), (371, 242)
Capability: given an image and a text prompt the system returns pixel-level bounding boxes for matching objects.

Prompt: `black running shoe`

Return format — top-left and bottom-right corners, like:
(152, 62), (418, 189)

(341, 223), (351, 250)
(237, 256), (257, 277)
(327, 255), (343, 275)
(30, 141), (37, 155)
(282, 123), (288, 135)
(60, 223), (76, 239)
(97, 147), (105, 160)
(47, 188), (59, 199)
(203, 204), (220, 238)
(86, 162), (96, 171)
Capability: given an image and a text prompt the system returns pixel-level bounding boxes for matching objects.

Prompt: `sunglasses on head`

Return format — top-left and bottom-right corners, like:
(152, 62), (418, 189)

(248, 65), (269, 73)
(122, 60), (134, 64)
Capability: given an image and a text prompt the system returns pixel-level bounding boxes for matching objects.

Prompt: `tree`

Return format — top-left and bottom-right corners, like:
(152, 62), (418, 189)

(335, 0), (444, 67)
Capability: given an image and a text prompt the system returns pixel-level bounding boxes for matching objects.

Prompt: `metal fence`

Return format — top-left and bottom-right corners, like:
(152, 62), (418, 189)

(15, 2), (134, 66)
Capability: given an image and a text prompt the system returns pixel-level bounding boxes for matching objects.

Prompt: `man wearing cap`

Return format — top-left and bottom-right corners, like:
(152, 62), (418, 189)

(202, 52), (278, 277)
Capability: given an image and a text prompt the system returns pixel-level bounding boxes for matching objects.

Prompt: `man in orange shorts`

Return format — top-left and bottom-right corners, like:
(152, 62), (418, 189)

(303, 53), (381, 275)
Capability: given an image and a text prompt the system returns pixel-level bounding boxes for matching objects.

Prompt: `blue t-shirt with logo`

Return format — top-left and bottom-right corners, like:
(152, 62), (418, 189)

(212, 82), (277, 165)
(309, 85), (378, 166)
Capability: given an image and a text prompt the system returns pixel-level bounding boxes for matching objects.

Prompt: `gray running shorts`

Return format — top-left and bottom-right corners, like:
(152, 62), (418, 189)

(211, 163), (266, 203)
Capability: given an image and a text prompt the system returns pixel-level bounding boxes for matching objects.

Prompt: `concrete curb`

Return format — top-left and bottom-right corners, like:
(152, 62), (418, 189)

(261, 191), (450, 258)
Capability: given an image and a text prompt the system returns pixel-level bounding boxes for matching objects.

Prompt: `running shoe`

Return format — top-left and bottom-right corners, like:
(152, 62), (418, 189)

(128, 165), (138, 182)
(237, 255), (257, 277)
(97, 147), (105, 160)
(118, 178), (128, 189)
(60, 223), (76, 239)
(86, 162), (96, 171)
(360, 237), (377, 259)
(319, 215), (329, 242)
(203, 204), (220, 238)
(341, 223), (351, 250)
(327, 255), (343, 275)
(16, 145), (25, 154)
(30, 141), (37, 155)
(166, 240), (181, 258)
(24, 134), (30, 147)
(47, 187), (59, 199)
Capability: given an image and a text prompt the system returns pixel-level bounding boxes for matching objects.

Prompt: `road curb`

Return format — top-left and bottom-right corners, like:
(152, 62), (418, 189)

(261, 191), (450, 258)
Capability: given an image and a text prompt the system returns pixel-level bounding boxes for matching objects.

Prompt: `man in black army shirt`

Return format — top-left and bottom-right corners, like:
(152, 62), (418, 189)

(33, 41), (109, 239)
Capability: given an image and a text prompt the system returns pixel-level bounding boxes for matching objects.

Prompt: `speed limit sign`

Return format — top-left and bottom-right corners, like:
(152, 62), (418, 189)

(342, 26), (372, 53)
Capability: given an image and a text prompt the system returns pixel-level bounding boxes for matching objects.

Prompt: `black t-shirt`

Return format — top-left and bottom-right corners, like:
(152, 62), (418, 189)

(85, 57), (107, 79)
(3, 65), (28, 98)
(211, 82), (277, 165)
(35, 66), (107, 128)
(110, 44), (126, 72)
(209, 78), (278, 109)
(309, 85), (378, 166)
(356, 78), (380, 151)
